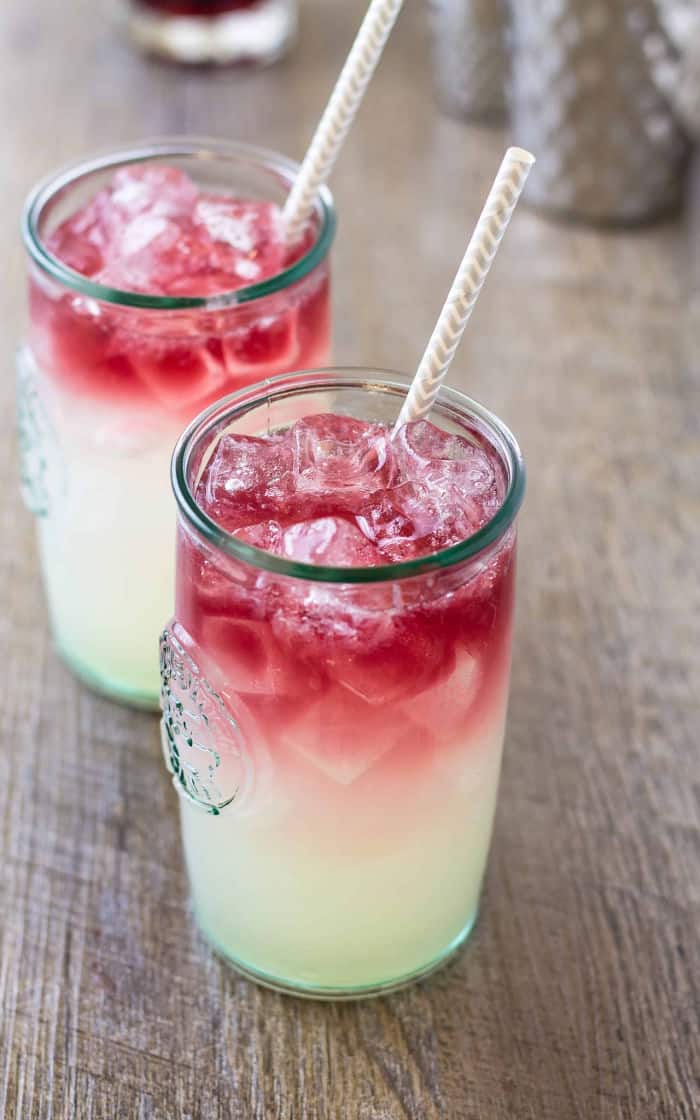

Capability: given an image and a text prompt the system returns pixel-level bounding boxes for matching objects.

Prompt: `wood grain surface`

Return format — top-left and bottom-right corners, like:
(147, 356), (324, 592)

(1, 1), (698, 1117)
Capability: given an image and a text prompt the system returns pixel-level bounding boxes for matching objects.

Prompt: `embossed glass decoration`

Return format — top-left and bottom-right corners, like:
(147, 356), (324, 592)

(509, 0), (689, 223)
(160, 626), (245, 815)
(16, 347), (64, 519)
(429, 0), (508, 122)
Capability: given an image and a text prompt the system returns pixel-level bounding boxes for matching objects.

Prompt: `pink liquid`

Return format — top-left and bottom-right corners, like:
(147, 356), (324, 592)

(30, 164), (329, 422)
(178, 415), (514, 776)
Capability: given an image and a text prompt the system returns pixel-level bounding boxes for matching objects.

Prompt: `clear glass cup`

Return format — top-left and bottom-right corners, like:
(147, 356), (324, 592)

(124, 0), (298, 66)
(19, 139), (335, 708)
(161, 369), (524, 998)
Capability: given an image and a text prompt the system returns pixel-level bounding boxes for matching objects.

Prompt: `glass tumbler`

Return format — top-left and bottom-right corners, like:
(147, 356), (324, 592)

(161, 370), (524, 998)
(19, 139), (334, 708)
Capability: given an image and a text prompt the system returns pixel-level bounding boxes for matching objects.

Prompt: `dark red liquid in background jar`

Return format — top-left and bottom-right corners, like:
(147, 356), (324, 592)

(127, 0), (296, 67)
(137, 0), (263, 15)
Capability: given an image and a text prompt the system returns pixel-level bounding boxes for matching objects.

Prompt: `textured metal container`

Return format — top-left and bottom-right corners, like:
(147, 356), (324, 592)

(656, 0), (700, 139)
(429, 0), (508, 122)
(509, 0), (690, 224)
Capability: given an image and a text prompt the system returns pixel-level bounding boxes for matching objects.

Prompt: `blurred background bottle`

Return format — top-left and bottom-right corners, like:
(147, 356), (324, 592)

(125, 0), (297, 66)
(428, 0), (508, 122)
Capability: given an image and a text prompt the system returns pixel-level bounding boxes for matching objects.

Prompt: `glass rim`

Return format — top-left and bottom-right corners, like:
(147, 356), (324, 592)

(172, 369), (526, 584)
(21, 136), (336, 311)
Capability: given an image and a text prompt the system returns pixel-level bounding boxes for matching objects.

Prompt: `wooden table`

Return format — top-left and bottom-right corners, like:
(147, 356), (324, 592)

(1, 2), (698, 1116)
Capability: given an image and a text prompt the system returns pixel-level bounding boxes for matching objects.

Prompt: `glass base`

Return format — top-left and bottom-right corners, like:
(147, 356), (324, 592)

(125, 0), (297, 65)
(56, 638), (161, 712)
(200, 910), (479, 1001)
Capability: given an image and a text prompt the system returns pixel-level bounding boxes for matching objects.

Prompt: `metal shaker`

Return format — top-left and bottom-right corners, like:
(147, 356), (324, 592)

(508, 0), (689, 224)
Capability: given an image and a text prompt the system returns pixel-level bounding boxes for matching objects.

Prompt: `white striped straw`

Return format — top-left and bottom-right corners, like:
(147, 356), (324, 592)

(393, 147), (535, 435)
(282, 0), (405, 246)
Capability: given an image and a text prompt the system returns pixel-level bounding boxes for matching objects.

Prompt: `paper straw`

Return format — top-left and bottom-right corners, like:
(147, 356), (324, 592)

(283, 0), (405, 245)
(393, 147), (535, 434)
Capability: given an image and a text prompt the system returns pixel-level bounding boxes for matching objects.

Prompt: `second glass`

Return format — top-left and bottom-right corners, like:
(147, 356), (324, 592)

(20, 139), (334, 707)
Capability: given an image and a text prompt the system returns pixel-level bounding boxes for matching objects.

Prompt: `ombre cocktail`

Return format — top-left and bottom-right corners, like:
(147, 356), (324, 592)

(20, 141), (333, 705)
(162, 371), (523, 997)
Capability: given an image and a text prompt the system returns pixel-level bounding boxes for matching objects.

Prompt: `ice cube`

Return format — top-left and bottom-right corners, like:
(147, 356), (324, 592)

(221, 311), (300, 378)
(114, 333), (229, 411)
(420, 648), (503, 795)
(330, 613), (453, 705)
(100, 203), (284, 298)
(270, 574), (450, 705)
(399, 647), (480, 741)
(198, 615), (309, 697)
(282, 517), (381, 567)
(234, 520), (285, 554)
(395, 420), (501, 504)
(69, 166), (198, 275)
(118, 214), (172, 257)
(96, 218), (183, 294)
(47, 185), (122, 277)
(196, 433), (294, 532)
(357, 481), (439, 551)
(357, 480), (476, 561)
(109, 165), (198, 222)
(291, 414), (396, 512)
(47, 210), (106, 276)
(177, 526), (252, 618)
(97, 220), (239, 298)
(54, 171), (286, 299)
(278, 685), (404, 784)
(193, 194), (285, 284)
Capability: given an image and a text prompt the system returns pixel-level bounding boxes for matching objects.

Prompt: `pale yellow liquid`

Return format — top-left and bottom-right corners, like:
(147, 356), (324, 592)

(180, 716), (506, 993)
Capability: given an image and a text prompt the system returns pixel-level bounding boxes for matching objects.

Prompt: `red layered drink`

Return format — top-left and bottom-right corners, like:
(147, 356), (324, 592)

(162, 371), (524, 996)
(21, 141), (333, 705)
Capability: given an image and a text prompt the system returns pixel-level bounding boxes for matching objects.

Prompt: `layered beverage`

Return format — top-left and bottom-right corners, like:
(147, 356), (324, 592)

(21, 141), (333, 705)
(125, 0), (297, 65)
(162, 372), (524, 996)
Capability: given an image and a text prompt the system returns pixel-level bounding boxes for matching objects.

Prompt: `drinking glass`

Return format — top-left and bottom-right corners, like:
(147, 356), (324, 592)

(19, 139), (334, 706)
(162, 369), (524, 997)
